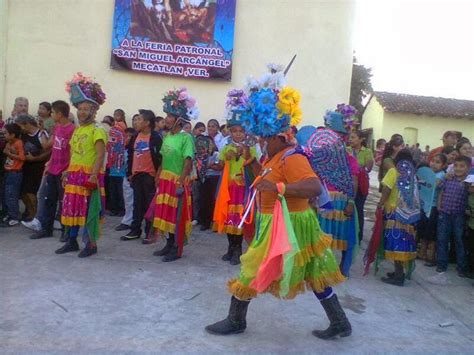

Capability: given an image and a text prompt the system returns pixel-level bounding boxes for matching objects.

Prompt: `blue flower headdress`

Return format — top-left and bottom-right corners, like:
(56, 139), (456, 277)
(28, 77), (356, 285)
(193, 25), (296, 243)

(224, 89), (248, 128)
(324, 103), (359, 135)
(235, 65), (302, 137)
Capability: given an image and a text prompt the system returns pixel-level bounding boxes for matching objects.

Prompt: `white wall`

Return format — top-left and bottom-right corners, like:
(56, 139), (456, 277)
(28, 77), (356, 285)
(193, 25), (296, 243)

(1, 0), (355, 126)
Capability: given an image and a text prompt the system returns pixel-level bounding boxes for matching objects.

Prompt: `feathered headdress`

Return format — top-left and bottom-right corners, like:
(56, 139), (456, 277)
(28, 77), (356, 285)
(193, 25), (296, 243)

(65, 72), (106, 108)
(162, 87), (199, 121)
(324, 103), (359, 135)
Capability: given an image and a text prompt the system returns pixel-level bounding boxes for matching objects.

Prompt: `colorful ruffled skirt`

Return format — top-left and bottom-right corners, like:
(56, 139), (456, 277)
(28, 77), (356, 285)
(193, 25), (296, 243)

(383, 211), (417, 262)
(228, 208), (345, 300)
(214, 179), (246, 235)
(153, 170), (192, 238)
(61, 166), (105, 227)
(318, 191), (358, 251)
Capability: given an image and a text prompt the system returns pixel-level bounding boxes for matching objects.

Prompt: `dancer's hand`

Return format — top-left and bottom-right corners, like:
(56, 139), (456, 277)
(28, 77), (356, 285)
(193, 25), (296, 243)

(255, 179), (277, 193)
(344, 202), (354, 217)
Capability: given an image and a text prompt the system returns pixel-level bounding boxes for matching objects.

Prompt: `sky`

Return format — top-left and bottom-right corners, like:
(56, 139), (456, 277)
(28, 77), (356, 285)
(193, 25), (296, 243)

(353, 0), (474, 100)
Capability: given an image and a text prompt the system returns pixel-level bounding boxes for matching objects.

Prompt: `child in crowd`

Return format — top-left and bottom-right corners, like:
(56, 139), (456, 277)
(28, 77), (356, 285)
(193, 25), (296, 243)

(121, 110), (162, 241)
(29, 100), (75, 239)
(220, 124), (229, 138)
(442, 146), (458, 166)
(374, 138), (386, 167)
(1, 123), (25, 227)
(105, 118), (126, 216)
(182, 121), (192, 134)
(155, 115), (166, 137)
(192, 122), (206, 137)
(454, 139), (473, 173)
(214, 105), (256, 265)
(113, 108), (127, 131)
(417, 153), (447, 266)
(377, 149), (419, 286)
(465, 176), (474, 275)
(115, 127), (137, 232)
(38, 102), (55, 134)
(193, 135), (216, 227)
(436, 155), (471, 276)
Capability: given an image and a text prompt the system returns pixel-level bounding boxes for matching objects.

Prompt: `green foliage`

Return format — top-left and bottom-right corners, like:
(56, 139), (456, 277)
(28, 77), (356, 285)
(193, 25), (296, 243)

(350, 56), (373, 118)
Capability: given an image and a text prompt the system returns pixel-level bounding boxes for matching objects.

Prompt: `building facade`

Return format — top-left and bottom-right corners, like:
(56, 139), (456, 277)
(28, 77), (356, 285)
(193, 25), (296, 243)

(0, 0), (355, 125)
(362, 92), (474, 149)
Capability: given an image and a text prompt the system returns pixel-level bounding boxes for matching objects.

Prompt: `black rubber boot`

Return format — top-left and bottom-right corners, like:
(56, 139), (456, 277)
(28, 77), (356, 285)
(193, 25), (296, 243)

(162, 245), (180, 262)
(59, 229), (68, 243)
(78, 244), (97, 258)
(222, 234), (233, 261)
(381, 262), (405, 286)
(312, 294), (352, 339)
(55, 239), (80, 254)
(229, 236), (243, 265)
(30, 230), (53, 240)
(154, 235), (174, 256)
(205, 296), (250, 335)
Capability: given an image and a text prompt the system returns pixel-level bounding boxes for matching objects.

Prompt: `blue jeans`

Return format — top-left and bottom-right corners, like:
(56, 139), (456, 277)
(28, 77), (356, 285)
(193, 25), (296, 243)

(37, 174), (64, 234)
(437, 212), (466, 271)
(3, 171), (23, 220)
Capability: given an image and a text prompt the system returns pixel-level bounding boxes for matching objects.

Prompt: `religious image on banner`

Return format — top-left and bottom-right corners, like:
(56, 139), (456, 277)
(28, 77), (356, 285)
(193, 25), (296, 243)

(111, 0), (237, 81)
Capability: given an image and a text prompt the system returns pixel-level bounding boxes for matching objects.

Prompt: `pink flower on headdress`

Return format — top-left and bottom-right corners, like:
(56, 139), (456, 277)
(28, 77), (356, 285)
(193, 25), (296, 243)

(186, 96), (196, 108)
(178, 90), (189, 101)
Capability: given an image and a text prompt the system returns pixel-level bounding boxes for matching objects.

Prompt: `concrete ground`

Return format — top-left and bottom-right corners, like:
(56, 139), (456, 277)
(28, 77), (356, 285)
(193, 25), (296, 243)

(1, 173), (474, 353)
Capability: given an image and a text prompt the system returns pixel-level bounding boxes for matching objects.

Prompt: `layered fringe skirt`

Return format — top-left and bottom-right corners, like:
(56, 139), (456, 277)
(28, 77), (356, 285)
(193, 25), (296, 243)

(318, 191), (358, 251)
(153, 170), (192, 238)
(214, 179), (246, 235)
(383, 211), (417, 262)
(228, 208), (345, 300)
(61, 166), (105, 227)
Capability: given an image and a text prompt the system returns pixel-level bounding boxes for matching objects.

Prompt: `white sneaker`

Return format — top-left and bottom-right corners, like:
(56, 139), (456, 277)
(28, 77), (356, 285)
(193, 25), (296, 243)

(192, 220), (198, 226)
(21, 218), (42, 231)
(53, 220), (62, 230)
(6, 219), (19, 227)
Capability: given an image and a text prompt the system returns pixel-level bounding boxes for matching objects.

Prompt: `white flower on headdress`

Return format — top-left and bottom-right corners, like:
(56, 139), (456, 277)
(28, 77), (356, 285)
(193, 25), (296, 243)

(244, 75), (260, 94)
(259, 71), (286, 90)
(186, 106), (200, 120)
(224, 107), (232, 121)
(266, 63), (285, 73)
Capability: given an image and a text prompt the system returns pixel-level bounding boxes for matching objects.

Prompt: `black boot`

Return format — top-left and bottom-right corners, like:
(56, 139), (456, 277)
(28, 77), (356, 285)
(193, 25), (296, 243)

(59, 229), (68, 243)
(78, 244), (98, 258)
(55, 239), (79, 254)
(230, 236), (243, 265)
(30, 230), (53, 239)
(153, 235), (174, 256)
(222, 234), (233, 261)
(381, 262), (405, 286)
(162, 244), (180, 262)
(312, 294), (352, 339)
(205, 296), (250, 335)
